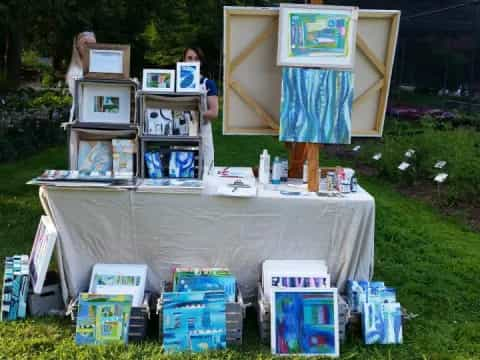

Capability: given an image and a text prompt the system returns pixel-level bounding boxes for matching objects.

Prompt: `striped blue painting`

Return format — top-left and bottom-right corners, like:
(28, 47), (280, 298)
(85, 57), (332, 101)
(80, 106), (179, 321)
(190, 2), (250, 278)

(362, 302), (403, 344)
(279, 67), (353, 144)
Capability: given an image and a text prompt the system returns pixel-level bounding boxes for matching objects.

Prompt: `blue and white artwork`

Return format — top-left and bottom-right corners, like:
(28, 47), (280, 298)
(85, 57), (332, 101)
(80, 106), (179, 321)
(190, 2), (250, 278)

(162, 291), (226, 353)
(78, 141), (113, 172)
(346, 280), (369, 313)
(145, 151), (164, 178)
(176, 62), (200, 93)
(271, 288), (339, 356)
(279, 67), (353, 144)
(174, 274), (236, 303)
(362, 302), (403, 345)
(169, 151), (195, 178)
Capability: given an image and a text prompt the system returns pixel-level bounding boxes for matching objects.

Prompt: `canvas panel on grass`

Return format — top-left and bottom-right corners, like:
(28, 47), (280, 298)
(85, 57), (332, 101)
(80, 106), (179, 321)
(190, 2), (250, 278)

(362, 302), (403, 344)
(75, 294), (132, 345)
(162, 291), (226, 353)
(29, 216), (57, 294)
(280, 67), (353, 144)
(277, 4), (358, 69)
(271, 288), (339, 357)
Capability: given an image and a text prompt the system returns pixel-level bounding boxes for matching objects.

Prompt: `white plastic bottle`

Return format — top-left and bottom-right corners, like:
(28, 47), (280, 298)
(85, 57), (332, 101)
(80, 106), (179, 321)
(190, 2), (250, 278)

(259, 149), (270, 184)
(272, 156), (281, 185)
(302, 160), (308, 184)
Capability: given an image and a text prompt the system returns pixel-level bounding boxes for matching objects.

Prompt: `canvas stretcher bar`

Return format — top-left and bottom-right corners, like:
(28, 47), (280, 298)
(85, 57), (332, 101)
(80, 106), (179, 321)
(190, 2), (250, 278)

(223, 7), (401, 137)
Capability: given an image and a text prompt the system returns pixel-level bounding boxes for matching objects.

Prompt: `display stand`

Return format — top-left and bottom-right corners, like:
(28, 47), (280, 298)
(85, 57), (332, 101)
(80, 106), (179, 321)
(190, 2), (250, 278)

(136, 91), (207, 180)
(285, 0), (323, 191)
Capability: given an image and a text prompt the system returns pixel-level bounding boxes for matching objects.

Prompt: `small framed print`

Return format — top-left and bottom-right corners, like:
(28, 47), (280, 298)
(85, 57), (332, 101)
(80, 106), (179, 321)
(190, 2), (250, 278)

(79, 83), (131, 124)
(176, 62), (201, 93)
(84, 44), (130, 79)
(142, 69), (175, 92)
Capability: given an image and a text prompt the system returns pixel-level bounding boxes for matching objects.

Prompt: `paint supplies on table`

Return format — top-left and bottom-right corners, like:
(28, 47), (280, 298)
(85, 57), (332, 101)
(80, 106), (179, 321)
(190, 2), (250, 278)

(259, 149), (270, 185)
(271, 157), (282, 185)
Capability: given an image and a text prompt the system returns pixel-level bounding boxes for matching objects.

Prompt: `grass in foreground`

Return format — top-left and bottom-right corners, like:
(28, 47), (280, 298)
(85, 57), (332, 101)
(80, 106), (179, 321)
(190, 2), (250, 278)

(0, 123), (479, 359)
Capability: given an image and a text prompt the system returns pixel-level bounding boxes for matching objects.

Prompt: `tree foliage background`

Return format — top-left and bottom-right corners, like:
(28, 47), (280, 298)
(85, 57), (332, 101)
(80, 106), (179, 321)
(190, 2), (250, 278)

(0, 0), (285, 89)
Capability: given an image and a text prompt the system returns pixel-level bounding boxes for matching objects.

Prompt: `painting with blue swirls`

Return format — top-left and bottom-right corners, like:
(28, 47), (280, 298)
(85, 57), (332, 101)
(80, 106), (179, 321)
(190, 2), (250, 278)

(179, 64), (198, 90)
(279, 67), (353, 144)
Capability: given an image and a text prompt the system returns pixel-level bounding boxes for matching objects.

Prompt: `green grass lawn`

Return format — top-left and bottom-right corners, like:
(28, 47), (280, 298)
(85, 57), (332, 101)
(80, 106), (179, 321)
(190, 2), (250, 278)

(0, 121), (479, 359)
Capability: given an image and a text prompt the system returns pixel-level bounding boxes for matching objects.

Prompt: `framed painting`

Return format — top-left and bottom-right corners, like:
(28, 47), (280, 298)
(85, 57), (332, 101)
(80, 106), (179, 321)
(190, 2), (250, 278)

(79, 83), (131, 124)
(142, 69), (175, 92)
(265, 271), (331, 302)
(88, 264), (147, 307)
(277, 4), (358, 69)
(271, 288), (339, 357)
(29, 216), (58, 294)
(84, 44), (130, 79)
(176, 62), (201, 93)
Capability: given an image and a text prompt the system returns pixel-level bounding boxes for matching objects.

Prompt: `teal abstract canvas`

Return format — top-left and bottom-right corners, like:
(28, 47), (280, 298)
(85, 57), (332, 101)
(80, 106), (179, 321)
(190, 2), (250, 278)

(162, 291), (226, 353)
(279, 67), (353, 144)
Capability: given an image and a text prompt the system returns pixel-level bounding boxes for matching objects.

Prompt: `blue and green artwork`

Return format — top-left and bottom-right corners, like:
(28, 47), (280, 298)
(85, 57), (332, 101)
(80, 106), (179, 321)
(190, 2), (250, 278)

(75, 294), (132, 345)
(162, 291), (226, 353)
(174, 274), (236, 303)
(362, 302), (403, 344)
(289, 13), (350, 57)
(279, 67), (353, 144)
(272, 289), (339, 356)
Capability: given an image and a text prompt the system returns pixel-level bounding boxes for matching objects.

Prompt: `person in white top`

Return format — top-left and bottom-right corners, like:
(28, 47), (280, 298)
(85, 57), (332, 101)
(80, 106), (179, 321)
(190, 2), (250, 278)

(183, 47), (219, 174)
(65, 32), (96, 122)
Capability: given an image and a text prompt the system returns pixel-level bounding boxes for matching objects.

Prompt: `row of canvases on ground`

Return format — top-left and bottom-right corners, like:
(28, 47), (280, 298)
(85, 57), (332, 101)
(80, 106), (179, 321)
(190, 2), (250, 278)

(3, 218), (402, 356)
(1, 4), (402, 358)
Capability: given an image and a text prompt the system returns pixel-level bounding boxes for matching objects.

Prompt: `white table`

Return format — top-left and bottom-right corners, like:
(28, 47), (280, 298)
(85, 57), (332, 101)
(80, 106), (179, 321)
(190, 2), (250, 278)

(39, 176), (375, 304)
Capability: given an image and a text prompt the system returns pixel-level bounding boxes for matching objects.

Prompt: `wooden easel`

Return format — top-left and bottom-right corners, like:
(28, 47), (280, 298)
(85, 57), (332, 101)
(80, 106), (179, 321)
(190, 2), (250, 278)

(286, 0), (322, 192)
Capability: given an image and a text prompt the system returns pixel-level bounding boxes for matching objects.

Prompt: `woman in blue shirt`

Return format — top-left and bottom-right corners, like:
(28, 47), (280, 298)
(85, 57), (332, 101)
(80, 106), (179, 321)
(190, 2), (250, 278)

(183, 47), (218, 174)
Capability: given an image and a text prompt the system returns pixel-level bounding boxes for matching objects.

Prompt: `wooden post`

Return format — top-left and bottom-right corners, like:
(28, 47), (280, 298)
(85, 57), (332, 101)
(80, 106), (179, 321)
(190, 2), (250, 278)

(285, 0), (323, 185)
(306, 0), (323, 192)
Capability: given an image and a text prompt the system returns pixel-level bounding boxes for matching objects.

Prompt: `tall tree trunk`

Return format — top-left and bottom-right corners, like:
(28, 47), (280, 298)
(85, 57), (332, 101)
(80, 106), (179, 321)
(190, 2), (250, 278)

(0, 30), (6, 77)
(6, 22), (23, 89)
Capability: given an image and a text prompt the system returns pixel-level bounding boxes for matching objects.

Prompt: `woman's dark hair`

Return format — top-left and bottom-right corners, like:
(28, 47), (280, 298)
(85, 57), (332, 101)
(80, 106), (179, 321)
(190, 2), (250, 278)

(183, 47), (207, 73)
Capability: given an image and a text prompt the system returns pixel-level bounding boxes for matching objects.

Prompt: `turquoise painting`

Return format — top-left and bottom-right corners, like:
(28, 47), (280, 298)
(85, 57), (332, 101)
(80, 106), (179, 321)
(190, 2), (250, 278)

(362, 302), (403, 344)
(279, 67), (353, 144)
(162, 291), (226, 353)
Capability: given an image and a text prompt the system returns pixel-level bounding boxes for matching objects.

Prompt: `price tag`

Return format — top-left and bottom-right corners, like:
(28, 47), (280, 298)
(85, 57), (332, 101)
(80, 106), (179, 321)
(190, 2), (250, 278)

(434, 173), (448, 183)
(434, 161), (447, 169)
(405, 149), (415, 158)
(398, 162), (410, 171)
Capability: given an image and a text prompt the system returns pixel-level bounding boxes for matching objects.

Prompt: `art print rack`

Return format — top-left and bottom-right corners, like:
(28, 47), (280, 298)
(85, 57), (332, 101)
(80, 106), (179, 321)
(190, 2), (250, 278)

(67, 64), (139, 179)
(136, 91), (207, 180)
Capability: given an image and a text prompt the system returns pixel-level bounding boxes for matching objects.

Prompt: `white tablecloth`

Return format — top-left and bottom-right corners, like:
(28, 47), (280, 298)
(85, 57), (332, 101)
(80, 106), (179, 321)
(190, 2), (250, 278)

(40, 178), (375, 304)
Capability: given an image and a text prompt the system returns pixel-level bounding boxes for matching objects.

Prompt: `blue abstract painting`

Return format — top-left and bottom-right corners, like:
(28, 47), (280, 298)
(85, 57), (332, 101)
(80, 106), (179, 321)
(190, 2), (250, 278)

(177, 62), (200, 92)
(1, 255), (29, 321)
(279, 67), (353, 144)
(363, 302), (403, 344)
(162, 291), (226, 353)
(174, 274), (236, 303)
(272, 289), (339, 356)
(169, 151), (195, 178)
